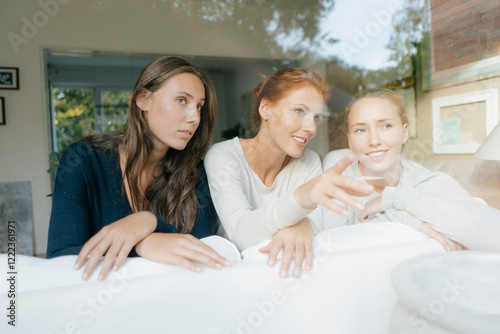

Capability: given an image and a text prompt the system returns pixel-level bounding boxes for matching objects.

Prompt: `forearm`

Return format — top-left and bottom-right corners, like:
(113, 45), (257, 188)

(46, 195), (90, 258)
(383, 186), (500, 251)
(223, 192), (313, 250)
(134, 233), (156, 258)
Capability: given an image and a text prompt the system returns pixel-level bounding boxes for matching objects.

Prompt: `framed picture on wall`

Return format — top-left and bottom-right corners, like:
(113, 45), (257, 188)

(432, 89), (499, 154)
(0, 97), (5, 125)
(0, 67), (19, 90)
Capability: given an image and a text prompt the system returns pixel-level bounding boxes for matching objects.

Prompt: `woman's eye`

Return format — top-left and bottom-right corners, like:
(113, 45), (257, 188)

(197, 105), (203, 111)
(177, 98), (186, 104)
(381, 123), (392, 129)
(294, 108), (304, 115)
(314, 114), (323, 123)
(355, 128), (365, 133)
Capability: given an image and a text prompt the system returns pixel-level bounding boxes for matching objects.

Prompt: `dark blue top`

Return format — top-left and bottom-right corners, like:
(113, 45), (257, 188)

(46, 141), (215, 258)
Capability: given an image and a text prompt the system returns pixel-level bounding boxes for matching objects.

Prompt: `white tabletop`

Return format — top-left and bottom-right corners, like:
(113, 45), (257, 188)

(0, 222), (444, 334)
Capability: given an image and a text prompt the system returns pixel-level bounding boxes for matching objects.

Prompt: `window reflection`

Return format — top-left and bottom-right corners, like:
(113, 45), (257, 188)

(46, 0), (430, 153)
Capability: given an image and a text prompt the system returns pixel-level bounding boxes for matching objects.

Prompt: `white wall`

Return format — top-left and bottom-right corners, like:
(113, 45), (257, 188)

(0, 0), (327, 254)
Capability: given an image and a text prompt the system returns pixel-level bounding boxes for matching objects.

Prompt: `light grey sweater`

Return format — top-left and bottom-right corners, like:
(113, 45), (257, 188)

(322, 149), (500, 251)
(205, 137), (323, 250)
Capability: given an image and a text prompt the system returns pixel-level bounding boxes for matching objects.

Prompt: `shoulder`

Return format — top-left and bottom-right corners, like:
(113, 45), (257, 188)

(63, 140), (115, 160)
(294, 148), (321, 168)
(400, 157), (461, 186)
(59, 141), (97, 167)
(206, 137), (239, 157)
(57, 140), (117, 176)
(322, 148), (351, 170)
(205, 138), (243, 169)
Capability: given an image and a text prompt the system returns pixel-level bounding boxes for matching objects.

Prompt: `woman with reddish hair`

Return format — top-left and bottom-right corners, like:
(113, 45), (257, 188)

(205, 67), (373, 278)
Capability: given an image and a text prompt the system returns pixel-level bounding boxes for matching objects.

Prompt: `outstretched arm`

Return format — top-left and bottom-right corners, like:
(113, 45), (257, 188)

(358, 196), (467, 251)
(382, 173), (500, 251)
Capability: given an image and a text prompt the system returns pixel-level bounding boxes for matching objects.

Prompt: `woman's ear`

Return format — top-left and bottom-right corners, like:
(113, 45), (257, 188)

(403, 123), (409, 144)
(259, 98), (271, 121)
(136, 88), (151, 112)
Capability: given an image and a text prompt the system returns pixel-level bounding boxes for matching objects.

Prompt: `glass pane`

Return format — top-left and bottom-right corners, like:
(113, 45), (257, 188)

(53, 87), (94, 153)
(100, 90), (131, 134)
(46, 0), (431, 154)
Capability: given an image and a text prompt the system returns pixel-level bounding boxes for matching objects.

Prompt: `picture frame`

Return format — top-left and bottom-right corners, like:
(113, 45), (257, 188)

(0, 97), (5, 125)
(0, 67), (19, 90)
(432, 89), (499, 154)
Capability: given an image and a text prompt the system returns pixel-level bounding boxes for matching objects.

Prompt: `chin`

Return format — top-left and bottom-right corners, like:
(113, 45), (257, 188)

(164, 140), (188, 151)
(173, 144), (189, 151)
(287, 148), (305, 159)
(362, 160), (395, 176)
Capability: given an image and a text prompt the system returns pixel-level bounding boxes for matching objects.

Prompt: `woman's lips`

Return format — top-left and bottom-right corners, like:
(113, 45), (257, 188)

(292, 136), (307, 147)
(178, 130), (193, 139)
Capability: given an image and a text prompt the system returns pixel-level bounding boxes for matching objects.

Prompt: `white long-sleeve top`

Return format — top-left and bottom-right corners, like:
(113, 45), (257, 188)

(322, 149), (500, 251)
(204, 137), (323, 250)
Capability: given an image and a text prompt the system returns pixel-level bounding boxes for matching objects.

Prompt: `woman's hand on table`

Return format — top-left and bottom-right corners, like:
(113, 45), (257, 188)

(135, 233), (231, 272)
(419, 222), (467, 251)
(259, 218), (314, 278)
(294, 153), (373, 216)
(74, 211), (157, 281)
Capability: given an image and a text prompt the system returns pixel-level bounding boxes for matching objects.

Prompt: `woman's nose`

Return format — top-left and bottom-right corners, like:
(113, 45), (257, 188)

(186, 106), (200, 124)
(303, 115), (317, 134)
(368, 130), (382, 146)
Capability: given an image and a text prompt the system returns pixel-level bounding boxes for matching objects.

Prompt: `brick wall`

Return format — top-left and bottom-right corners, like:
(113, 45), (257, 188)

(431, 0), (500, 72)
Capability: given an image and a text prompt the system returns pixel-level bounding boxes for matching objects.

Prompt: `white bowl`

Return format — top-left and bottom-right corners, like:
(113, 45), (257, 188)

(390, 251), (500, 334)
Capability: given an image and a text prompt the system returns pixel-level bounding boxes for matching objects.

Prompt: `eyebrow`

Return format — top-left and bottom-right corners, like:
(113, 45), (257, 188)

(292, 104), (311, 112)
(175, 91), (205, 102)
(350, 118), (394, 128)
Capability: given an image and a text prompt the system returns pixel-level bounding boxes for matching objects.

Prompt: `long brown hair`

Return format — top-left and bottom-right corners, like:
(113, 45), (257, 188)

(251, 67), (331, 134)
(87, 56), (217, 233)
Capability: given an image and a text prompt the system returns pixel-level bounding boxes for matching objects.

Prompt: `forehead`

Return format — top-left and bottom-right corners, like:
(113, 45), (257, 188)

(160, 72), (205, 96)
(276, 86), (324, 105)
(348, 97), (400, 123)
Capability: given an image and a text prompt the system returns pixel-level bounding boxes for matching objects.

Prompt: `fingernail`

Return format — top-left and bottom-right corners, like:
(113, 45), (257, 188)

(280, 271), (286, 278)
(293, 271), (299, 278)
(224, 260), (231, 267)
(356, 202), (364, 210)
(447, 245), (451, 251)
(267, 259), (274, 267)
(343, 209), (349, 216)
(98, 274), (104, 281)
(82, 272), (88, 280)
(112, 265), (118, 272)
(215, 263), (223, 270)
(74, 262), (79, 270)
(195, 267), (202, 272)
(305, 264), (311, 271)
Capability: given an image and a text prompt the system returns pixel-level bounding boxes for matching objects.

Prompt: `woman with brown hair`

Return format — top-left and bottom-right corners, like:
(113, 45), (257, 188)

(204, 67), (373, 278)
(47, 55), (230, 280)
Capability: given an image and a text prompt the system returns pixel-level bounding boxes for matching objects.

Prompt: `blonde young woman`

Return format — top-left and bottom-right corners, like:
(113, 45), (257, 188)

(323, 88), (500, 251)
(205, 68), (373, 278)
(47, 56), (230, 280)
